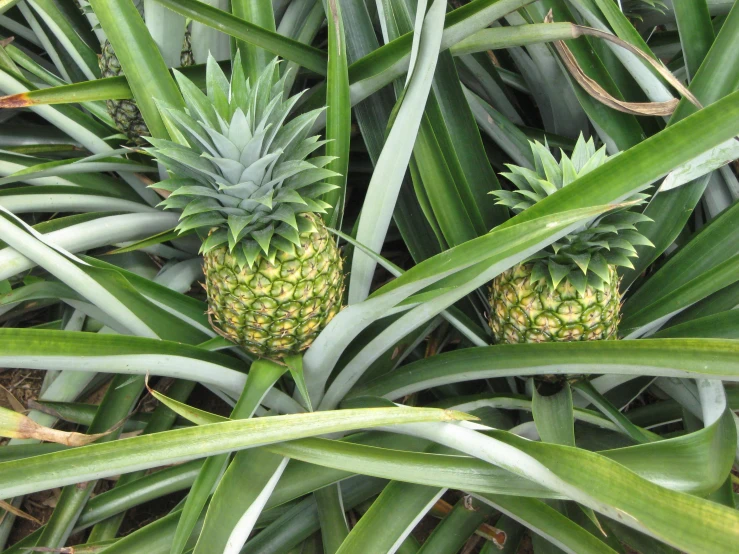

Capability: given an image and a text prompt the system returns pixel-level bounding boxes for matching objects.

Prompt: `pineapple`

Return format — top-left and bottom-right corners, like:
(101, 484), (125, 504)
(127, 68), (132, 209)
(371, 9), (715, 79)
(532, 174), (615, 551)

(99, 36), (194, 144)
(148, 55), (344, 359)
(92, 0), (194, 144)
(489, 135), (652, 344)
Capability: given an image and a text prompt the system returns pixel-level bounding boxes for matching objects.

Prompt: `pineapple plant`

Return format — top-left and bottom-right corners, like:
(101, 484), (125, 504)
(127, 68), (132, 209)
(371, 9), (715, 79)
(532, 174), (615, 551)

(1, 0), (739, 552)
(489, 135), (652, 344)
(148, 55), (344, 359)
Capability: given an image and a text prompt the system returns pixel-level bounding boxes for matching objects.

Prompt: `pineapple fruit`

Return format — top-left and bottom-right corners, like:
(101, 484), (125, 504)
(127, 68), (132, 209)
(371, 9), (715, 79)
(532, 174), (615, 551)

(489, 135), (652, 344)
(148, 55), (344, 359)
(92, 0), (194, 144)
(99, 35), (194, 144)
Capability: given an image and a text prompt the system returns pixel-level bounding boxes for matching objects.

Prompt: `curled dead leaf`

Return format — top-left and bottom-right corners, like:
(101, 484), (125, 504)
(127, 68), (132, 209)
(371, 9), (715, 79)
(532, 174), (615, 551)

(544, 11), (702, 117)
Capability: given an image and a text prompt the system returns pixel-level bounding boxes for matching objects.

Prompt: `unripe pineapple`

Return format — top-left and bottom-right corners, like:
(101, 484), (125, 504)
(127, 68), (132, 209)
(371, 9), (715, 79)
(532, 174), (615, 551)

(148, 55), (344, 359)
(489, 135), (652, 344)
(203, 213), (343, 357)
(99, 36), (194, 144)
(94, 0), (194, 144)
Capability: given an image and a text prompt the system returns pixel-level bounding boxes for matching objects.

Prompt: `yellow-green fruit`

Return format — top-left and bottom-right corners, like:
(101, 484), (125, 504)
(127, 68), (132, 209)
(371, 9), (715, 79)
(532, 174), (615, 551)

(203, 215), (343, 358)
(489, 263), (620, 344)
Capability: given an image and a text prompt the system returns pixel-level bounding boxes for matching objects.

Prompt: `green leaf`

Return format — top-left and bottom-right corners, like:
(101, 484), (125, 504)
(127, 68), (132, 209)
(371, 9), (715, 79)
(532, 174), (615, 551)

(242, 477), (385, 553)
(0, 208), (159, 338)
(532, 383), (575, 446)
(33, 374), (145, 550)
(481, 495), (618, 554)
(0, 407), (474, 499)
(0, 328), (263, 400)
(653, 311), (739, 340)
(152, 0), (326, 75)
(231, 0), (276, 81)
(621, 255), (739, 337)
(415, 496), (494, 554)
(0, 155), (157, 187)
(87, 380), (196, 541)
(142, 0), (187, 69)
(336, 480), (443, 554)
(622, 201), (739, 328)
(397, 410), (737, 554)
(183, 359), (289, 554)
(26, 0), (100, 80)
(572, 381), (654, 444)
(451, 22), (578, 54)
(322, 0), (351, 229)
(672, 0), (715, 79)
(217, 451), (289, 554)
(348, 0), (447, 304)
(0, 0), (21, 15)
(0, 186), (157, 215)
(285, 355), (312, 412)
(314, 484), (350, 554)
(349, 339), (739, 401)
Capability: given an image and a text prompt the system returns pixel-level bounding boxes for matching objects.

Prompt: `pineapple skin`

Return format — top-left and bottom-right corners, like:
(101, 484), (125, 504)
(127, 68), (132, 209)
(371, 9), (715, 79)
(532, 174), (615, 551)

(489, 263), (620, 344)
(98, 36), (194, 144)
(204, 215), (344, 359)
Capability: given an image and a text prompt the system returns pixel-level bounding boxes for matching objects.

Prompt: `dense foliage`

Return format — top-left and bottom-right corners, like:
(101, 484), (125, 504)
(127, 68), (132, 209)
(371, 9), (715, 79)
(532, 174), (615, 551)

(0, 0), (737, 553)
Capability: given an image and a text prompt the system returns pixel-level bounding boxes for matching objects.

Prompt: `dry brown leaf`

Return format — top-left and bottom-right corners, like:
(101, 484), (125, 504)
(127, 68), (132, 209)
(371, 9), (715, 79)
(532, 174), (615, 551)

(0, 384), (26, 413)
(544, 11), (702, 116)
(0, 499), (42, 525)
(0, 404), (120, 446)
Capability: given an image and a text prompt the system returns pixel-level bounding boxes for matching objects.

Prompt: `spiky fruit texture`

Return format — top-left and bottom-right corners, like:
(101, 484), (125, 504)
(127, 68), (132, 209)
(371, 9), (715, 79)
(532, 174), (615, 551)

(148, 55), (344, 358)
(489, 135), (651, 344)
(204, 214), (342, 357)
(98, 35), (194, 144)
(490, 263), (619, 344)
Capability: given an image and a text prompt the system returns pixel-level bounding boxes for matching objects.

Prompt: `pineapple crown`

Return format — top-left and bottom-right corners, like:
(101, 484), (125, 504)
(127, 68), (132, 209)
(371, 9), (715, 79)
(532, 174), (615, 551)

(147, 54), (338, 269)
(622, 0), (667, 20)
(491, 134), (653, 294)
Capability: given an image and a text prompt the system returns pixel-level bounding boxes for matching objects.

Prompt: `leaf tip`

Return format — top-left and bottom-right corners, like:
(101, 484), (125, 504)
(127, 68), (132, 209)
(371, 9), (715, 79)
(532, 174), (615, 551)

(443, 409), (478, 422)
(0, 92), (33, 108)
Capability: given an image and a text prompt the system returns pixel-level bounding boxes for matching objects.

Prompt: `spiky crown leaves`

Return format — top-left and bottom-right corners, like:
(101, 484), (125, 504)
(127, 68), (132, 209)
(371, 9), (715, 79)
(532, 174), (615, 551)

(491, 134), (653, 295)
(147, 54), (338, 269)
(622, 0), (667, 20)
